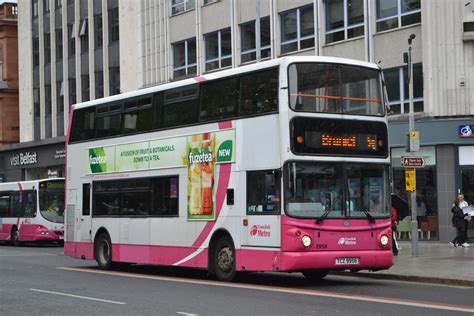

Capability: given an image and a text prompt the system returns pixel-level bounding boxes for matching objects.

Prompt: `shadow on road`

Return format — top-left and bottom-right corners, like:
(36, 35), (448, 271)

(76, 263), (385, 290)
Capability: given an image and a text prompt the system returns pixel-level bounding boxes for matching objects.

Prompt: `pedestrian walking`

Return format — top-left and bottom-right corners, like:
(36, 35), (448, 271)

(450, 198), (469, 247)
(458, 194), (470, 247)
(391, 207), (399, 255)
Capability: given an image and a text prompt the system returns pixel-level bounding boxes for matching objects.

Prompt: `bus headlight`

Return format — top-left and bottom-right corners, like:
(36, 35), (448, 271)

(380, 234), (389, 247)
(301, 235), (312, 248)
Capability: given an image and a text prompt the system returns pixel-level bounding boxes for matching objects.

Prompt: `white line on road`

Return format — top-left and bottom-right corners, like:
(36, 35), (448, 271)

(30, 288), (127, 305)
(177, 312), (199, 316)
(0, 254), (59, 257)
(57, 267), (474, 314)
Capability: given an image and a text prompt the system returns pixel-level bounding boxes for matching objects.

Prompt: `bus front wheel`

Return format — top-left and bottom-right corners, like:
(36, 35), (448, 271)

(213, 236), (236, 282)
(95, 233), (112, 270)
(302, 269), (329, 282)
(10, 228), (21, 247)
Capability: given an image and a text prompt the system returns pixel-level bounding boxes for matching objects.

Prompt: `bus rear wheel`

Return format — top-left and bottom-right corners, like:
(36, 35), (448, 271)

(213, 236), (236, 282)
(10, 228), (21, 247)
(302, 269), (329, 282)
(95, 233), (112, 270)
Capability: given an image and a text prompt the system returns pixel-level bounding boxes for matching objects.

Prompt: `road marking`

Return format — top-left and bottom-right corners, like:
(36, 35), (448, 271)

(58, 267), (474, 313)
(177, 312), (199, 316)
(0, 253), (59, 257)
(30, 288), (127, 305)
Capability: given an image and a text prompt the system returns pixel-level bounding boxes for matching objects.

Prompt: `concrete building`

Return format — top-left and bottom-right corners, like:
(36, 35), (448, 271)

(0, 1), (19, 146)
(5, 0), (474, 242)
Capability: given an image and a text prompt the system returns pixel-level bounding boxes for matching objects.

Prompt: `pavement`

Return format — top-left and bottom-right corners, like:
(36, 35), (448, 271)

(334, 242), (474, 287)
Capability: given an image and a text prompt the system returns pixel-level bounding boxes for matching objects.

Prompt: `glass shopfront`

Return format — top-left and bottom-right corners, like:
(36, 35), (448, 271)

(391, 147), (438, 240)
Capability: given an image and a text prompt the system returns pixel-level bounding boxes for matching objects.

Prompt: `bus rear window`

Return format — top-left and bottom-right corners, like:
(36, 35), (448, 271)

(288, 63), (384, 116)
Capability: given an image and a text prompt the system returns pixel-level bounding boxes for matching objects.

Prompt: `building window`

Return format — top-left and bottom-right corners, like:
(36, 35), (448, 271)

(68, 78), (76, 106)
(280, 5), (314, 54)
(108, 8), (119, 43)
(94, 14), (103, 49)
(68, 23), (75, 57)
(55, 0), (62, 9)
(95, 71), (104, 99)
(81, 75), (90, 102)
(325, 0), (364, 44)
(171, 0), (195, 15)
(204, 28), (231, 72)
(57, 81), (64, 113)
(33, 37), (40, 67)
(384, 63), (423, 114)
(34, 88), (40, 117)
(44, 33), (51, 64)
(45, 84), (52, 115)
(43, 0), (50, 13)
(391, 147), (438, 241)
(172, 38), (196, 78)
(80, 19), (88, 53)
(376, 0), (421, 32)
(56, 29), (63, 61)
(240, 17), (271, 63)
(32, 0), (38, 17)
(109, 67), (120, 96)
(203, 0), (218, 4)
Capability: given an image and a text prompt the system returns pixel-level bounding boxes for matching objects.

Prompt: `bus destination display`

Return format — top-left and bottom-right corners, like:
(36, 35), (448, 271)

(291, 117), (388, 157)
(320, 133), (378, 151)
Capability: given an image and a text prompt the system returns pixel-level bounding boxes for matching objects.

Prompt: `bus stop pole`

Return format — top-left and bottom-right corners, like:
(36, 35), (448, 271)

(407, 34), (418, 257)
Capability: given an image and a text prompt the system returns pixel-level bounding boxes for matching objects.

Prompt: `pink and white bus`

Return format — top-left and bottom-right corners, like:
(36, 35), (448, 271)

(0, 179), (65, 246)
(65, 56), (393, 281)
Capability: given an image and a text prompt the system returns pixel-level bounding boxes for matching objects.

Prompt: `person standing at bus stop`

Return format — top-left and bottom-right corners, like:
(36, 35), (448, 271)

(391, 206), (399, 255)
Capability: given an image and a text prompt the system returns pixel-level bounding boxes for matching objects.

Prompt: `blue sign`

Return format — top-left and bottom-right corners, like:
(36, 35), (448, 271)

(458, 125), (474, 138)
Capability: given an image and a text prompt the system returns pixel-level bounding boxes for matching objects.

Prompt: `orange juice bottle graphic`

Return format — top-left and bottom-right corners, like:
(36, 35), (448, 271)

(189, 134), (202, 215)
(201, 133), (213, 215)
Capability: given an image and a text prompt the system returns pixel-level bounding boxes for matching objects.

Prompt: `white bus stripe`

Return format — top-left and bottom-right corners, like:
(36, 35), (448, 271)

(30, 288), (127, 305)
(57, 267), (474, 313)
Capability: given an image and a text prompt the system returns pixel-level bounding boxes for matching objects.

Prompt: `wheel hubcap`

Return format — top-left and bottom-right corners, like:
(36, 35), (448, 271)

(100, 240), (110, 263)
(217, 247), (233, 272)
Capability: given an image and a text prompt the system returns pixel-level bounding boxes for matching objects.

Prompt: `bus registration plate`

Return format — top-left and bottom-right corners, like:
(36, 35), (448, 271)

(335, 257), (359, 265)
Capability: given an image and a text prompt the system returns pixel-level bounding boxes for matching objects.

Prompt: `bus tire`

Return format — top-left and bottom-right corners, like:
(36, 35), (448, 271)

(95, 233), (113, 270)
(302, 269), (329, 282)
(213, 236), (236, 282)
(10, 227), (21, 247)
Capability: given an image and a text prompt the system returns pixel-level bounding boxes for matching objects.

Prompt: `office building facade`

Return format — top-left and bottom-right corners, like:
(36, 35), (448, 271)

(8, 0), (474, 242)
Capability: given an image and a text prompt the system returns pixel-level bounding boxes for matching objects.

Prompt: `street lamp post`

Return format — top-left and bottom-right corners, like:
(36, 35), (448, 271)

(407, 33), (418, 257)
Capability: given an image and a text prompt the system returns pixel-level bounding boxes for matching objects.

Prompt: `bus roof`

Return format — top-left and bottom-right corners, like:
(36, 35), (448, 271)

(73, 56), (380, 111)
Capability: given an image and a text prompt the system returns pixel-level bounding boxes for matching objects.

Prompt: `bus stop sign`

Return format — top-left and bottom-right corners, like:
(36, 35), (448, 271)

(402, 156), (425, 168)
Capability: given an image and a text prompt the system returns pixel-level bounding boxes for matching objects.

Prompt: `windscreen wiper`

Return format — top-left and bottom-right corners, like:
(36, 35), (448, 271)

(361, 209), (376, 223)
(316, 209), (331, 224)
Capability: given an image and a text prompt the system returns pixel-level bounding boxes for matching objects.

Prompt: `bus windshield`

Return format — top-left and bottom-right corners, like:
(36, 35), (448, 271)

(284, 162), (390, 219)
(39, 181), (65, 223)
(288, 63), (384, 116)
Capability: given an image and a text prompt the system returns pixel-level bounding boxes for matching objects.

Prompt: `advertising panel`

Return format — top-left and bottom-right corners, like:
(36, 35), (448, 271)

(86, 129), (235, 221)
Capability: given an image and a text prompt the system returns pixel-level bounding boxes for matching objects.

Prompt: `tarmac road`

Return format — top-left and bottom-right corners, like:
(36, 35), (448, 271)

(0, 245), (473, 316)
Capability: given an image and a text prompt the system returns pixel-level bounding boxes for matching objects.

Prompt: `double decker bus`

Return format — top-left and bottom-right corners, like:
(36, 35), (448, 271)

(65, 56), (392, 281)
(0, 179), (65, 246)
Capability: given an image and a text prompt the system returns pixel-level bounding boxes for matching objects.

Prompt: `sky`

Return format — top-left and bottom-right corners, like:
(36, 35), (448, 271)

(0, 0), (17, 4)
